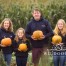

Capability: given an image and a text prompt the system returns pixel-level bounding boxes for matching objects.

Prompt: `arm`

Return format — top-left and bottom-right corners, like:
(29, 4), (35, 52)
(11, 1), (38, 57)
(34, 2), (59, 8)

(0, 29), (5, 48)
(25, 22), (32, 39)
(63, 35), (66, 47)
(26, 40), (32, 52)
(12, 40), (18, 52)
(0, 46), (1, 51)
(45, 20), (54, 38)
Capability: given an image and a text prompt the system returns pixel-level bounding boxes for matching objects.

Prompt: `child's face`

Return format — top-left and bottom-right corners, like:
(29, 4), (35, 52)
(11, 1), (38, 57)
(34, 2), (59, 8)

(32, 10), (41, 21)
(3, 21), (10, 30)
(17, 30), (24, 39)
(57, 21), (63, 30)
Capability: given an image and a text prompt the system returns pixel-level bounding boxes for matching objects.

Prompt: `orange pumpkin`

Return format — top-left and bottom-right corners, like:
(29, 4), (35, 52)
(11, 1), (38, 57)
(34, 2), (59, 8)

(18, 43), (27, 51)
(1, 38), (12, 46)
(32, 30), (43, 39)
(52, 35), (62, 45)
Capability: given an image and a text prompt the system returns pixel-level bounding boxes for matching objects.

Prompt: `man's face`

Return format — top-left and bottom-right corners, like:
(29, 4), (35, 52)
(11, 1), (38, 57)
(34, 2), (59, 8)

(32, 10), (41, 21)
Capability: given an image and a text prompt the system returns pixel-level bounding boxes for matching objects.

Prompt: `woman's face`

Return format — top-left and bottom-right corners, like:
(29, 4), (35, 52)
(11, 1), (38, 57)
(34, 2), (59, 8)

(17, 30), (24, 39)
(3, 21), (10, 30)
(57, 21), (63, 30)
(32, 10), (41, 21)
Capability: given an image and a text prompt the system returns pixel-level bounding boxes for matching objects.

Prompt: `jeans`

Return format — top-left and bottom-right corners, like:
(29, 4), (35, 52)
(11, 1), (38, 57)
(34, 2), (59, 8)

(16, 57), (27, 66)
(3, 54), (12, 66)
(53, 51), (65, 66)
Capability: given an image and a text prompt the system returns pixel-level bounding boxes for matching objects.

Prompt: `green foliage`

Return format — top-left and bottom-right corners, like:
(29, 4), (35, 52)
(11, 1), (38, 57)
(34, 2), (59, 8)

(0, 1), (66, 31)
(0, 1), (66, 66)
(0, 51), (6, 66)
(43, 4), (66, 29)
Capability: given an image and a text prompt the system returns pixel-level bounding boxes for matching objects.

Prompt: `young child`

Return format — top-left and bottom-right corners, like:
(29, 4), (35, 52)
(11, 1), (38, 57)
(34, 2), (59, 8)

(13, 28), (31, 66)
(25, 8), (53, 66)
(0, 18), (15, 66)
(52, 19), (66, 66)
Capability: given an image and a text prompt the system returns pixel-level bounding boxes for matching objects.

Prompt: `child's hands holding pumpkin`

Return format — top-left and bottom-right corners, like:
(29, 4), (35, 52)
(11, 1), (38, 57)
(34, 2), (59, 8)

(18, 48), (28, 52)
(57, 43), (64, 45)
(51, 42), (54, 44)
(31, 35), (45, 40)
(7, 44), (11, 46)
(31, 35), (37, 40)
(0, 44), (6, 47)
(38, 35), (45, 40)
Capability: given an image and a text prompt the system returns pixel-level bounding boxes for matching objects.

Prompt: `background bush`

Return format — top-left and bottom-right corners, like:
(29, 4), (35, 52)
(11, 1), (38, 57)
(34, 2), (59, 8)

(0, 0), (66, 31)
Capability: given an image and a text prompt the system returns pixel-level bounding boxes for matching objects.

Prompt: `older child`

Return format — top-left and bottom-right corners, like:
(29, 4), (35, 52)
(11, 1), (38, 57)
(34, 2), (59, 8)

(13, 28), (31, 66)
(52, 19), (66, 66)
(25, 8), (53, 66)
(0, 18), (15, 66)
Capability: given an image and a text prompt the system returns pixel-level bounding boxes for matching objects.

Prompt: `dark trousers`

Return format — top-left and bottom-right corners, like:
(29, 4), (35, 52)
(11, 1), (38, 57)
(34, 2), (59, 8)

(16, 57), (27, 66)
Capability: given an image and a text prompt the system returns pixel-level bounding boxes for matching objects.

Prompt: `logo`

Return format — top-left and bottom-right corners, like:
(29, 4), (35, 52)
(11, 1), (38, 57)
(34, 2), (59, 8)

(41, 25), (46, 27)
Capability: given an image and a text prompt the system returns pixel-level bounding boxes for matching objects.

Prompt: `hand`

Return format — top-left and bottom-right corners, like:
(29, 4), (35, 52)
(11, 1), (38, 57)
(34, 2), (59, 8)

(57, 43), (64, 45)
(31, 35), (37, 40)
(23, 48), (28, 52)
(0, 44), (1, 46)
(51, 42), (55, 45)
(18, 48), (21, 51)
(38, 35), (45, 40)
(59, 43), (64, 45)
(7, 44), (11, 46)
(18, 48), (28, 52)
(0, 44), (6, 47)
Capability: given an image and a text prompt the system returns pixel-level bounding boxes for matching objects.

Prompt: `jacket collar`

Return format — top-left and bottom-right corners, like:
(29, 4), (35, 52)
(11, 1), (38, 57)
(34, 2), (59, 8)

(32, 17), (44, 22)
(1, 28), (10, 33)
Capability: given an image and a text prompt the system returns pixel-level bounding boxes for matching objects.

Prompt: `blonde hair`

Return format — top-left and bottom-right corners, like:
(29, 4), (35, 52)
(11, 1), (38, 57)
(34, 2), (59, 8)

(0, 18), (13, 32)
(15, 27), (27, 42)
(54, 19), (66, 36)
